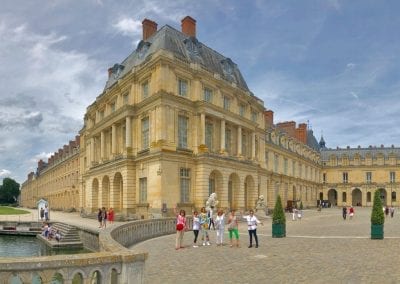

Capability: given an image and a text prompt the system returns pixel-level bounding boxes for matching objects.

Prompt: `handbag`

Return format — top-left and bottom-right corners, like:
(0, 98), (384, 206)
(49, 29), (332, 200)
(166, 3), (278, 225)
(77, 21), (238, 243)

(176, 223), (184, 231)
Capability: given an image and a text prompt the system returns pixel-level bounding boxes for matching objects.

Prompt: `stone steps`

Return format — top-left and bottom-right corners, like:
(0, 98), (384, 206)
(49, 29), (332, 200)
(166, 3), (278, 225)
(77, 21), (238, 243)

(37, 222), (83, 249)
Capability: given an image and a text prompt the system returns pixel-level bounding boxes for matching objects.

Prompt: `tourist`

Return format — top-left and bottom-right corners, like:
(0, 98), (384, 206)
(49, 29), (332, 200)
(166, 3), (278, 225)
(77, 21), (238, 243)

(42, 222), (49, 238)
(108, 208), (114, 225)
(208, 206), (215, 230)
(242, 209), (263, 248)
(44, 205), (49, 221)
(199, 207), (210, 246)
(342, 206), (347, 220)
(214, 209), (225, 246)
(40, 207), (44, 221)
(349, 206), (354, 220)
(390, 206), (395, 218)
(101, 207), (107, 228)
(385, 206), (389, 218)
(55, 230), (61, 242)
(297, 209), (303, 220)
(192, 211), (200, 248)
(292, 208), (297, 221)
(227, 209), (239, 248)
(174, 205), (187, 250)
(97, 208), (103, 228)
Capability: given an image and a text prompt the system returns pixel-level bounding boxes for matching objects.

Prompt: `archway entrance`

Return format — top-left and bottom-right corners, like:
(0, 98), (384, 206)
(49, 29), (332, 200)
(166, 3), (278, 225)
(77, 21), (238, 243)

(327, 188), (337, 207)
(352, 188), (362, 206)
(228, 173), (240, 210)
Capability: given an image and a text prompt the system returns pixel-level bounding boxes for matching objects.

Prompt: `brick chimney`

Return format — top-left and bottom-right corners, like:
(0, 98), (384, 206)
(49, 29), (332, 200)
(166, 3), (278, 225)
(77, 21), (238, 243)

(181, 16), (196, 37)
(264, 110), (274, 127)
(142, 18), (158, 40)
(277, 121), (296, 138)
(295, 123), (308, 144)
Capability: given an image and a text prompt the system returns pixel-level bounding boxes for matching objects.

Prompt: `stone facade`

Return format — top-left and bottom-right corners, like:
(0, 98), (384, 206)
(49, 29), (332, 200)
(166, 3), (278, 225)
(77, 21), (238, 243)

(20, 16), (399, 217)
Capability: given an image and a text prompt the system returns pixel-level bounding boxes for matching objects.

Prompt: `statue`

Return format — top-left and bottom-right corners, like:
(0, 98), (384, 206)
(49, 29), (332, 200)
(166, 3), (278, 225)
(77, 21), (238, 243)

(205, 192), (219, 211)
(255, 195), (268, 215)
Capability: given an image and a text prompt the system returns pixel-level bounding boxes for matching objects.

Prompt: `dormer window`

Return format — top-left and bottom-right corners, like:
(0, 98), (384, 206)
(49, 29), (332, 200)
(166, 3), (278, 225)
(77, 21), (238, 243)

(178, 79), (188, 97)
(203, 87), (213, 102)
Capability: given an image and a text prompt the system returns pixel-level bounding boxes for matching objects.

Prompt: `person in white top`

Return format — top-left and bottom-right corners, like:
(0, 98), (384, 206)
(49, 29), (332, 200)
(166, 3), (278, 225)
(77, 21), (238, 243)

(192, 211), (201, 247)
(214, 210), (225, 246)
(242, 209), (263, 248)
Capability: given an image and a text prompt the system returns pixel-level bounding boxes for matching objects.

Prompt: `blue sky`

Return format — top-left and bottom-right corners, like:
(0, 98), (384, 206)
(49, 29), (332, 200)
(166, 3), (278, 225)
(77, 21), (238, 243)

(1, 0), (400, 183)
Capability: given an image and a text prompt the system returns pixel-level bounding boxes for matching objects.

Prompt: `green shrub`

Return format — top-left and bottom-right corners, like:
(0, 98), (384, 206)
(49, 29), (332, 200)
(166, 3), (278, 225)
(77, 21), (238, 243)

(272, 195), (286, 224)
(299, 201), (303, 210)
(371, 190), (384, 225)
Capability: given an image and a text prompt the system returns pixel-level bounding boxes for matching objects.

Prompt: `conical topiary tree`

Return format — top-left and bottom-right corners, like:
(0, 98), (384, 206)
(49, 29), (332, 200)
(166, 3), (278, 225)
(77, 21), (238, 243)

(272, 195), (286, 237)
(272, 195), (286, 224)
(371, 190), (384, 225)
(371, 189), (384, 239)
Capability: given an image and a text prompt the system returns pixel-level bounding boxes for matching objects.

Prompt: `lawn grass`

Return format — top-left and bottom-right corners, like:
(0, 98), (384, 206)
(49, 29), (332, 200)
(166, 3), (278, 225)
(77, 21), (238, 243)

(0, 206), (30, 215)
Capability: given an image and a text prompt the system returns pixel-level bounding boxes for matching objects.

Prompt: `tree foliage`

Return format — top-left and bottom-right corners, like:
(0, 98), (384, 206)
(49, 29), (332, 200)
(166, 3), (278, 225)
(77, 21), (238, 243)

(371, 190), (384, 225)
(0, 178), (20, 204)
(272, 195), (286, 224)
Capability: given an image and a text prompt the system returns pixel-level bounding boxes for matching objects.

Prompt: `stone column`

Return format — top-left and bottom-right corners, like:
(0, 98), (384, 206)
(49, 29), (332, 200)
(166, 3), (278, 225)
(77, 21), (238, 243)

(200, 113), (205, 145)
(237, 126), (242, 156)
(126, 116), (132, 148)
(251, 132), (256, 159)
(90, 137), (95, 164)
(112, 124), (117, 155)
(100, 131), (105, 161)
(220, 119), (225, 153)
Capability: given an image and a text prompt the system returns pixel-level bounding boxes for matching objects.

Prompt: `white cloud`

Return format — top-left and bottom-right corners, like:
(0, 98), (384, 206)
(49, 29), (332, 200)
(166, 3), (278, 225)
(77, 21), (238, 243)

(0, 169), (11, 178)
(112, 18), (142, 37)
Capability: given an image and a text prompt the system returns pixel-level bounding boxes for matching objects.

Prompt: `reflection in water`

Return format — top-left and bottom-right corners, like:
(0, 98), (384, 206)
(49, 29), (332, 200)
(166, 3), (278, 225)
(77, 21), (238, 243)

(0, 235), (91, 257)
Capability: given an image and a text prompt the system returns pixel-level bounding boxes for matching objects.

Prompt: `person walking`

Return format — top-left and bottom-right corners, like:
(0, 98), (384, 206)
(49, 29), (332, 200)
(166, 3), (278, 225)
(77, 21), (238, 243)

(349, 206), (354, 220)
(174, 205), (187, 250)
(227, 209), (239, 248)
(44, 205), (49, 221)
(101, 207), (107, 228)
(342, 206), (347, 220)
(108, 208), (114, 225)
(192, 211), (200, 248)
(215, 210), (225, 246)
(242, 209), (263, 248)
(208, 206), (215, 230)
(390, 206), (395, 218)
(97, 208), (103, 228)
(40, 207), (44, 221)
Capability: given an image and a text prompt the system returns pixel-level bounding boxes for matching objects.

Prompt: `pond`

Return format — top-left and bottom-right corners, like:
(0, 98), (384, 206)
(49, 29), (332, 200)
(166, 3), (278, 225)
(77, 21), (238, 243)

(0, 234), (91, 257)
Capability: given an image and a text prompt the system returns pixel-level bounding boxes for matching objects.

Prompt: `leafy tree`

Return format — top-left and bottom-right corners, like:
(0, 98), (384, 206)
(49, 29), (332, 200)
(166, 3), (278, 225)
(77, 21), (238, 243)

(272, 195), (286, 224)
(0, 178), (20, 204)
(371, 190), (384, 225)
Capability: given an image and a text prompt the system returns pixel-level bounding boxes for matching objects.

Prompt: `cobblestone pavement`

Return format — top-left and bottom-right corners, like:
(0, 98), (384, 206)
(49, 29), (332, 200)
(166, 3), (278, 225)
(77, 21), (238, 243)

(131, 207), (400, 284)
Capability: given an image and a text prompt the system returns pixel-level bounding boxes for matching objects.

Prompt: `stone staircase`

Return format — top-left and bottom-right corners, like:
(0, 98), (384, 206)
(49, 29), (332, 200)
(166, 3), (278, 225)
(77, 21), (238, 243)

(37, 222), (83, 249)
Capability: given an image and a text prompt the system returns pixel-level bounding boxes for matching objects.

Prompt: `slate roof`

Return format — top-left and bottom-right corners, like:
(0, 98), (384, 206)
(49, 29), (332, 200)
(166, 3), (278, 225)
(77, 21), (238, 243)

(320, 147), (400, 160)
(104, 25), (250, 92)
(307, 130), (320, 151)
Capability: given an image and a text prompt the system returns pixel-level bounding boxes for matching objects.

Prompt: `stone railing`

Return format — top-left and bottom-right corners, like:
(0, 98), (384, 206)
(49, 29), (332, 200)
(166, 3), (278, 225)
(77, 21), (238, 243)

(104, 217), (192, 249)
(0, 217), (191, 283)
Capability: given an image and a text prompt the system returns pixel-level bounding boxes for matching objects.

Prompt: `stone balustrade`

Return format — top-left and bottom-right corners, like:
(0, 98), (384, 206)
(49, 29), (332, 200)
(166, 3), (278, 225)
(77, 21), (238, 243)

(0, 217), (191, 283)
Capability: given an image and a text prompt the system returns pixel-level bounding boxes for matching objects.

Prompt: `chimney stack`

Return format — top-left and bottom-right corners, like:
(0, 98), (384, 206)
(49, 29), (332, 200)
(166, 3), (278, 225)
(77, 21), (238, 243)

(142, 19), (158, 41)
(181, 16), (196, 37)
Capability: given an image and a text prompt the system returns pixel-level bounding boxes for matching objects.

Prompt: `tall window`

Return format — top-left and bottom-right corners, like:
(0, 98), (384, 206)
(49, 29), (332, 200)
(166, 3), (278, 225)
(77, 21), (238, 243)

(274, 154), (279, 172)
(203, 88), (212, 102)
(180, 168), (191, 203)
(292, 161), (296, 177)
(205, 122), (213, 151)
(139, 178), (147, 203)
(225, 128), (231, 154)
(209, 175), (215, 196)
(284, 158), (288, 175)
(110, 101), (116, 113)
(239, 104), (245, 117)
(99, 109), (104, 121)
(251, 110), (257, 122)
(141, 117), (149, 150)
(142, 81), (149, 99)
(178, 115), (188, 148)
(390, 172), (396, 183)
(265, 151), (269, 169)
(178, 79), (188, 97)
(343, 172), (348, 183)
(223, 95), (230, 110)
(123, 93), (129, 104)
(323, 173), (326, 183)
(366, 172), (372, 183)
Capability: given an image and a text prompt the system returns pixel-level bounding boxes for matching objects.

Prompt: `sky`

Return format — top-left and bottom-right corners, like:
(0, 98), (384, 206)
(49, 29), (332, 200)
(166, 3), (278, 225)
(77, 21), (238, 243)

(1, 0), (400, 184)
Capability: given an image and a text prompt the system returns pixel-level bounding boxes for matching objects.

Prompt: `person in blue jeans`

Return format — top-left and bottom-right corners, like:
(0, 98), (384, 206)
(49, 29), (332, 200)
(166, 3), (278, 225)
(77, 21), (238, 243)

(242, 210), (263, 248)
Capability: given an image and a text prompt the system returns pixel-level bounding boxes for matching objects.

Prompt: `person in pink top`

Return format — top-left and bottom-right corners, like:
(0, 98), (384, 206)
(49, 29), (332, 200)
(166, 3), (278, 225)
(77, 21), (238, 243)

(174, 205), (188, 250)
(349, 206), (354, 220)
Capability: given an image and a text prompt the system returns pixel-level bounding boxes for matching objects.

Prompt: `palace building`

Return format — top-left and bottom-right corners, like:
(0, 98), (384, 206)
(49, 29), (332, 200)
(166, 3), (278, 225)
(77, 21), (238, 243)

(20, 16), (399, 217)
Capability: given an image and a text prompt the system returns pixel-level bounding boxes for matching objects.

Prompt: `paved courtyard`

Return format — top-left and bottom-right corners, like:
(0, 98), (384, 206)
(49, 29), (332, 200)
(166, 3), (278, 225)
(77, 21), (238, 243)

(131, 207), (400, 284)
(3, 207), (400, 283)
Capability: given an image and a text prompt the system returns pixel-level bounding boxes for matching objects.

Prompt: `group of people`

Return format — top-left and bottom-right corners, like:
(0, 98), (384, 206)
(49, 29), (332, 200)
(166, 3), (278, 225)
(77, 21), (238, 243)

(291, 208), (303, 221)
(97, 207), (114, 228)
(41, 223), (61, 242)
(342, 206), (355, 220)
(175, 206), (263, 250)
(39, 205), (49, 222)
(384, 206), (395, 218)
